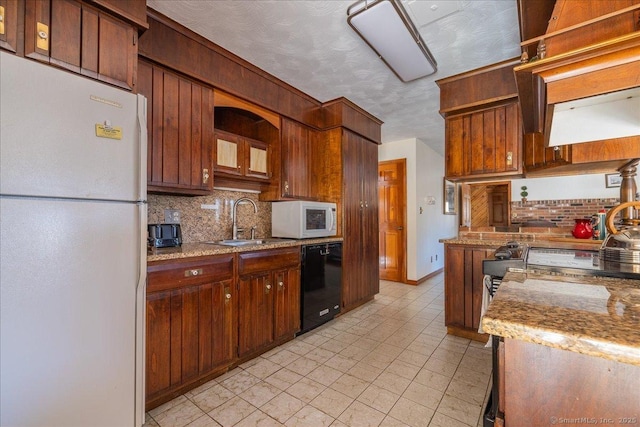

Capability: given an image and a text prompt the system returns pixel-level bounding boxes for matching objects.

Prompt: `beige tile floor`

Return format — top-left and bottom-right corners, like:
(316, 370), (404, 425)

(144, 273), (493, 427)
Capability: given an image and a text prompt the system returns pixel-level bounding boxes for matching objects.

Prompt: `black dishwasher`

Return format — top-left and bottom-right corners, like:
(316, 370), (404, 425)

(300, 242), (342, 334)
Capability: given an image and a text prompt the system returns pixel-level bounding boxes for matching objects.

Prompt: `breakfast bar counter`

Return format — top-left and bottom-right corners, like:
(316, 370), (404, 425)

(481, 271), (640, 425)
(481, 270), (640, 366)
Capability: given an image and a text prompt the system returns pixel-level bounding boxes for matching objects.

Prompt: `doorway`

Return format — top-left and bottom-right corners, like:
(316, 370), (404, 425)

(378, 159), (406, 283)
(461, 181), (511, 227)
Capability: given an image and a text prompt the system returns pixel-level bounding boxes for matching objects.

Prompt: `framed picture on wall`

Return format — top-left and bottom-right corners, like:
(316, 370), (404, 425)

(443, 179), (457, 215)
(605, 173), (622, 188)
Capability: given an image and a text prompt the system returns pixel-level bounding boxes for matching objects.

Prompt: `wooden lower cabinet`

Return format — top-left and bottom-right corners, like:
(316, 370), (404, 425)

(146, 254), (236, 410)
(146, 247), (302, 409)
(237, 247), (301, 359)
(502, 339), (640, 426)
(444, 244), (493, 340)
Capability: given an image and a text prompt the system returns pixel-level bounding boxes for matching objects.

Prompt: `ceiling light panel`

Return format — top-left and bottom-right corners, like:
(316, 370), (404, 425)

(347, 0), (437, 82)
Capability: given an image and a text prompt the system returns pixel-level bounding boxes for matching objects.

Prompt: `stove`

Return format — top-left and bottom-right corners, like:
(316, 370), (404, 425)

(482, 241), (526, 278)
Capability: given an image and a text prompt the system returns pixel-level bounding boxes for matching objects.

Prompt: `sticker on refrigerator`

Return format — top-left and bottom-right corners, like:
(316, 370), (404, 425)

(95, 122), (122, 140)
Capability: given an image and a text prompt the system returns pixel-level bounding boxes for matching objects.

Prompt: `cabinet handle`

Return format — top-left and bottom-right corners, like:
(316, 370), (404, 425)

(506, 151), (513, 166)
(202, 168), (210, 184)
(224, 287), (231, 301)
(284, 181), (289, 194)
(360, 201), (364, 209)
(364, 201), (369, 208)
(184, 268), (203, 277)
(36, 22), (49, 51)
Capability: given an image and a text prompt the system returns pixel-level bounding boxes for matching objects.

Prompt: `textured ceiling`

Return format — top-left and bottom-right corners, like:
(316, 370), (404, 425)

(146, 0), (522, 156)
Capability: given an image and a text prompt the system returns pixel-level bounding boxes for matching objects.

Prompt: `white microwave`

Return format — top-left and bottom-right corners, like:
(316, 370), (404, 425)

(272, 201), (337, 239)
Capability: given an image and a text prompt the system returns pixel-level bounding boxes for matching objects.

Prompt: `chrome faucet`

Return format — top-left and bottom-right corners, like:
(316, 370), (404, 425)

(232, 197), (258, 240)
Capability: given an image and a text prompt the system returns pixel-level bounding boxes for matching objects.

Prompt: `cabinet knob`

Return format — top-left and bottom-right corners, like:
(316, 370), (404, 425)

(266, 284), (272, 290)
(184, 268), (203, 277)
(225, 293), (232, 300)
(202, 168), (210, 184)
(278, 281), (284, 288)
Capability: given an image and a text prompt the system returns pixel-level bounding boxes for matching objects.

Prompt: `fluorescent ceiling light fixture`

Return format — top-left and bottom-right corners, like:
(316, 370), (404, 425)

(347, 0), (437, 82)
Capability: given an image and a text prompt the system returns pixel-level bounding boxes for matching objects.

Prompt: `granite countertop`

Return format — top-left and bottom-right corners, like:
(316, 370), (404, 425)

(481, 271), (640, 366)
(147, 237), (343, 262)
(440, 236), (602, 251)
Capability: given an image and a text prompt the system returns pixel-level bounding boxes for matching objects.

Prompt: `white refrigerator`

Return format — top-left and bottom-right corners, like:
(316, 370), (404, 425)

(0, 52), (146, 426)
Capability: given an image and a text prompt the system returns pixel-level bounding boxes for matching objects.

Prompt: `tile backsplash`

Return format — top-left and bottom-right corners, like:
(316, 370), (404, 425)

(148, 190), (272, 243)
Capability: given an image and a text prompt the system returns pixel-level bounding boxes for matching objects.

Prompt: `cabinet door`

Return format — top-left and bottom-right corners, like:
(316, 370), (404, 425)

(139, 60), (214, 195)
(445, 115), (469, 178)
(274, 267), (301, 341)
(93, 10), (136, 89)
(25, 0), (136, 90)
(281, 118), (312, 198)
(342, 130), (379, 309)
(0, 0), (20, 53)
(214, 130), (243, 176)
(445, 102), (522, 179)
(245, 137), (270, 180)
(198, 279), (236, 374)
(469, 104), (521, 176)
(444, 245), (466, 328)
(444, 245), (493, 332)
(146, 285), (200, 397)
(342, 130), (364, 308)
(238, 273), (274, 357)
(361, 139), (380, 297)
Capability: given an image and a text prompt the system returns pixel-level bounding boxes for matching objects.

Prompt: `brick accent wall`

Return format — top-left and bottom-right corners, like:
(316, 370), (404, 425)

(511, 198), (620, 228)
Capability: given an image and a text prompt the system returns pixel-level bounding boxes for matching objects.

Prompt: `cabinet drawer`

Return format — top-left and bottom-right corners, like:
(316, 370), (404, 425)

(148, 254), (234, 292)
(238, 247), (300, 276)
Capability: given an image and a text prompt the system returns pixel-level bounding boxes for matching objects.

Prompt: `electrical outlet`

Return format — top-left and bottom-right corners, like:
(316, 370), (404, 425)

(164, 209), (181, 224)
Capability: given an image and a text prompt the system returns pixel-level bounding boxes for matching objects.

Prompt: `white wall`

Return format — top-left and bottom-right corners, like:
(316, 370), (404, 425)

(379, 138), (457, 282)
(511, 174), (627, 201)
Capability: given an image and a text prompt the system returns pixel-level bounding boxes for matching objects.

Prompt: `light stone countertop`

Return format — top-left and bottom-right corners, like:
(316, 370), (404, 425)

(147, 237), (343, 262)
(481, 271), (640, 366)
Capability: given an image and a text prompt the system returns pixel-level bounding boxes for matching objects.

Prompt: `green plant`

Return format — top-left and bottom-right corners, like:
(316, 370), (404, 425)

(520, 186), (528, 199)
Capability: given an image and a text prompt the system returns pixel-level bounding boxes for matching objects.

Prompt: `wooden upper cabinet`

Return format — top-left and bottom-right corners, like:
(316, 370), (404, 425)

(0, 0), (21, 53)
(438, 58), (524, 181)
(213, 129), (271, 180)
(280, 118), (313, 199)
(24, 0), (137, 90)
(541, 0), (640, 57)
(138, 60), (214, 195)
(445, 101), (523, 180)
(524, 131), (640, 176)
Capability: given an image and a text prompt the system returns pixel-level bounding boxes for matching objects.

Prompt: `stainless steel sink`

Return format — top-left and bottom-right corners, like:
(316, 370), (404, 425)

(202, 238), (295, 247)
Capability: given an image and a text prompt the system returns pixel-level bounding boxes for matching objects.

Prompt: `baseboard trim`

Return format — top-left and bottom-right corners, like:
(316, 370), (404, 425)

(447, 326), (489, 343)
(405, 268), (443, 286)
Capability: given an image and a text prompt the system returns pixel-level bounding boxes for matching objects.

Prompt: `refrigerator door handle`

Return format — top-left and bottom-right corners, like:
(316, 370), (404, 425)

(136, 94), (148, 202)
